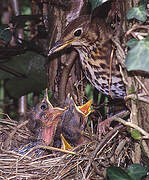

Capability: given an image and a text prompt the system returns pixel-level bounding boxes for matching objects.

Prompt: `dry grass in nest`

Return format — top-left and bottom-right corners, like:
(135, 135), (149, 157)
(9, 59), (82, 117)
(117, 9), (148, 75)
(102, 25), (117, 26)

(0, 115), (134, 180)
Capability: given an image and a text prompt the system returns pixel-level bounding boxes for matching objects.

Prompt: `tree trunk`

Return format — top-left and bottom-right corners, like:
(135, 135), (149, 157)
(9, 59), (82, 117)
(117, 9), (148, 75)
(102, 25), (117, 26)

(47, 0), (88, 106)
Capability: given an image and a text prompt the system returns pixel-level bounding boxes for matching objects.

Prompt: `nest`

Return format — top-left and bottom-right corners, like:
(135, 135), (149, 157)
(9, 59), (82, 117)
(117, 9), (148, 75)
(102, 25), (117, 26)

(0, 115), (135, 180)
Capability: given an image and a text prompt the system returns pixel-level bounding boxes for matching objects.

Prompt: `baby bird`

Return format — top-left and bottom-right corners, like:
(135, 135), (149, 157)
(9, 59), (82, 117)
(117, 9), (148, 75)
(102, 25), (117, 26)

(27, 89), (65, 146)
(27, 90), (92, 148)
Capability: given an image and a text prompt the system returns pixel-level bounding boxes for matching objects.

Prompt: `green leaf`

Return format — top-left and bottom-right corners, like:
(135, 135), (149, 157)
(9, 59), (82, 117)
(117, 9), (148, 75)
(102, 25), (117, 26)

(0, 25), (12, 43)
(130, 129), (141, 140)
(85, 84), (94, 100)
(127, 2), (147, 22)
(40, 89), (52, 100)
(128, 84), (135, 94)
(126, 164), (148, 180)
(0, 51), (46, 98)
(125, 36), (149, 72)
(89, 0), (109, 14)
(126, 39), (139, 49)
(107, 166), (132, 180)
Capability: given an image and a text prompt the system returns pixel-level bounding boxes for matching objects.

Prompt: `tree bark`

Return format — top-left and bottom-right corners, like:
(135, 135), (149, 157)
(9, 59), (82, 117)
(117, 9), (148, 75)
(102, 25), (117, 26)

(47, 0), (89, 106)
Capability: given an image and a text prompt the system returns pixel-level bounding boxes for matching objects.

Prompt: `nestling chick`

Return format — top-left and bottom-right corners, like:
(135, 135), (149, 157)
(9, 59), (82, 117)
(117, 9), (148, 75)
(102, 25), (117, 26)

(27, 89), (65, 145)
(59, 95), (93, 146)
(27, 90), (92, 148)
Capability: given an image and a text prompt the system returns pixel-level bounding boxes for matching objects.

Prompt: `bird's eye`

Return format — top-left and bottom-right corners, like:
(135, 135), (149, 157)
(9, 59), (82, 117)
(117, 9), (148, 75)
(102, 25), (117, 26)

(40, 104), (47, 110)
(74, 28), (82, 37)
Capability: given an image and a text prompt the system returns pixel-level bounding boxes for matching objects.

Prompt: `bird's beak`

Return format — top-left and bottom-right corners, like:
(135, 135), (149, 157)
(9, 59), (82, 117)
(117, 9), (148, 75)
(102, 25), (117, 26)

(76, 99), (93, 117)
(40, 88), (66, 145)
(48, 40), (74, 56)
(42, 108), (65, 145)
(42, 125), (56, 145)
(42, 88), (53, 108)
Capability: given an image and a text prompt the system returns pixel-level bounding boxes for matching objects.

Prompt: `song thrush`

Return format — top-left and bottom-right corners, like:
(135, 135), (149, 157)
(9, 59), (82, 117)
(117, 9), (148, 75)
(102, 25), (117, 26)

(48, 15), (126, 99)
(27, 90), (92, 147)
(27, 89), (65, 145)
(59, 95), (92, 146)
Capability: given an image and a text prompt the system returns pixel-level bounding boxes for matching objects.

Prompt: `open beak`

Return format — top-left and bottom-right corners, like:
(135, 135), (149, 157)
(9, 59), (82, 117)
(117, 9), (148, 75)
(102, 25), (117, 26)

(42, 88), (53, 108)
(41, 89), (66, 145)
(76, 99), (93, 117)
(48, 40), (74, 56)
(41, 108), (65, 145)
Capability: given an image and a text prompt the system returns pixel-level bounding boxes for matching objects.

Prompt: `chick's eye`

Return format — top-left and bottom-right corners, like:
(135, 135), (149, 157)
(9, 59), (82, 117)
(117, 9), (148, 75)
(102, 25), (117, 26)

(74, 29), (82, 37)
(40, 104), (47, 110)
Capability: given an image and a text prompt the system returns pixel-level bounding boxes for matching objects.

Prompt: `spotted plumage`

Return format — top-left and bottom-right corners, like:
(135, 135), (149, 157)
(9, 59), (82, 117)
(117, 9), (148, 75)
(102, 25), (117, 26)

(48, 15), (126, 99)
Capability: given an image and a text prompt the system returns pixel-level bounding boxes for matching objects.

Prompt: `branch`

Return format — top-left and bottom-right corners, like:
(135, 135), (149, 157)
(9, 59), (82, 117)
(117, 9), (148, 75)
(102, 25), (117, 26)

(114, 118), (149, 138)
(58, 50), (77, 105)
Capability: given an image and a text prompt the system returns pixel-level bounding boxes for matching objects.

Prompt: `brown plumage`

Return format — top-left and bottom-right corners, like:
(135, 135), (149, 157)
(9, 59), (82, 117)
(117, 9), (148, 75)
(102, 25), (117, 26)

(48, 15), (126, 99)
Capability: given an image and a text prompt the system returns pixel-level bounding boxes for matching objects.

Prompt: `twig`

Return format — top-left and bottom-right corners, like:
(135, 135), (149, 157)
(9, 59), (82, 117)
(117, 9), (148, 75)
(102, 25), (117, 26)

(92, 126), (121, 158)
(115, 139), (127, 156)
(83, 125), (123, 178)
(38, 145), (78, 155)
(4, 120), (28, 148)
(134, 76), (149, 96)
(125, 94), (149, 104)
(10, 120), (28, 136)
(114, 118), (149, 138)
(109, 47), (114, 98)
(126, 25), (149, 36)
(142, 140), (149, 157)
(58, 50), (77, 105)
(0, 113), (14, 121)
(79, 165), (86, 180)
(83, 159), (91, 179)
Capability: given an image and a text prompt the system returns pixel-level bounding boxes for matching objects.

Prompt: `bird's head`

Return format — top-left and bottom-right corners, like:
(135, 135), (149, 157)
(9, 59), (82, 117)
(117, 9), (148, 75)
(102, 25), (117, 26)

(48, 15), (99, 56)
(27, 89), (65, 145)
(61, 95), (93, 146)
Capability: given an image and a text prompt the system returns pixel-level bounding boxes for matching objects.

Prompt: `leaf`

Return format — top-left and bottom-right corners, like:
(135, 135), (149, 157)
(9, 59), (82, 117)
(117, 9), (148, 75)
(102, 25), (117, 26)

(89, 0), (110, 14)
(1, 51), (46, 98)
(107, 166), (132, 180)
(127, 2), (147, 22)
(125, 36), (149, 72)
(85, 84), (94, 100)
(126, 39), (139, 49)
(128, 84), (135, 94)
(130, 129), (141, 140)
(126, 164), (148, 180)
(0, 25), (12, 43)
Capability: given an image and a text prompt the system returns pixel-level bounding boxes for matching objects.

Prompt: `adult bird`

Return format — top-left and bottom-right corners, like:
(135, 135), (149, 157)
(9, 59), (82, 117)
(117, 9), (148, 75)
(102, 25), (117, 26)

(48, 15), (126, 99)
